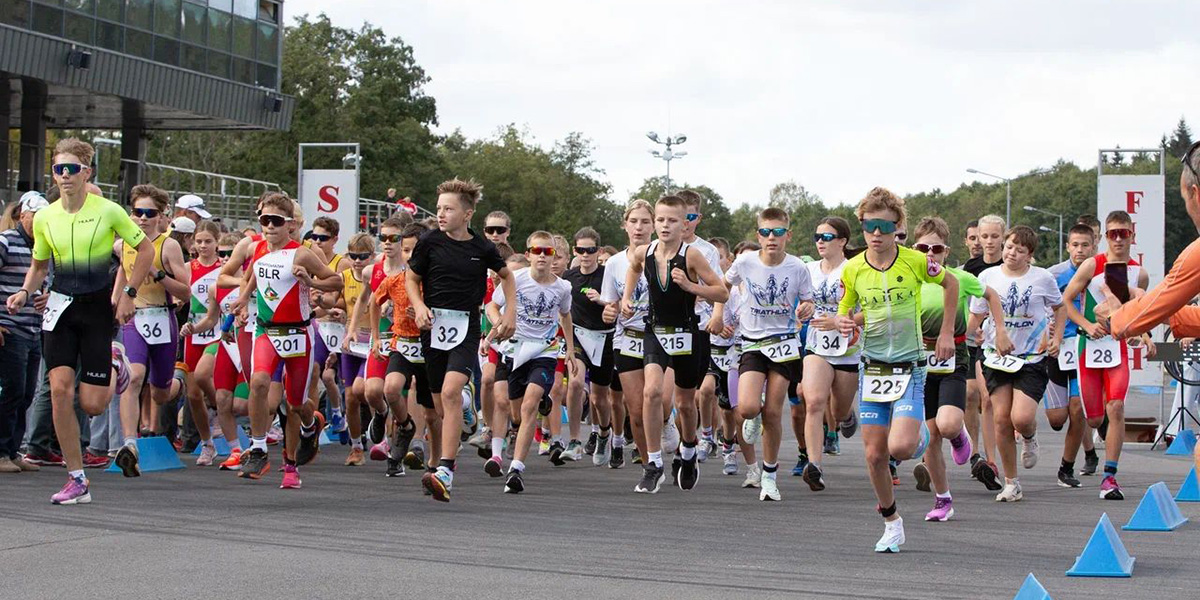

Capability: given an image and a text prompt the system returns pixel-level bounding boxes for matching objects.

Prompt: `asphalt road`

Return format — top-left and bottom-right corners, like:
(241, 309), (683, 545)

(2, 409), (1198, 600)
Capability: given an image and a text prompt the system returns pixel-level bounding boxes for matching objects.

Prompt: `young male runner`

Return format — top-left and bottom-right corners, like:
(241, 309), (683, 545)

(562, 227), (617, 467)
(620, 195), (727, 493)
(961, 214), (1005, 490)
(678, 190), (725, 461)
(408, 179), (516, 502)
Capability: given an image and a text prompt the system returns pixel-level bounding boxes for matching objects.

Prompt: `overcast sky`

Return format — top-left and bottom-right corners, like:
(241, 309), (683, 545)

(288, 1), (1198, 208)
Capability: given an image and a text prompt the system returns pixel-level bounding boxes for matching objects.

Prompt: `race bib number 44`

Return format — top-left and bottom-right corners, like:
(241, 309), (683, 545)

(862, 364), (912, 403)
(431, 308), (470, 351)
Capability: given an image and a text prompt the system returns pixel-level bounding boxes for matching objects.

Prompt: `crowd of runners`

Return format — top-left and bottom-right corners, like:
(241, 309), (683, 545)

(3, 137), (1197, 554)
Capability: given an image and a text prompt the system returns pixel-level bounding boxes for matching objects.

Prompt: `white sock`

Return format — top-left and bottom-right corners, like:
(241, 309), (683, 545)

(69, 469), (86, 481)
(511, 459), (525, 473)
(649, 451), (663, 467)
(491, 437), (504, 457)
(612, 436), (625, 448)
(936, 491), (952, 500)
(123, 437), (137, 448)
(251, 436), (267, 452)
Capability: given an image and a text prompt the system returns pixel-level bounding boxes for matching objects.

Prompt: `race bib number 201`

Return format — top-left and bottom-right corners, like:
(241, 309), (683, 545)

(268, 328), (307, 358)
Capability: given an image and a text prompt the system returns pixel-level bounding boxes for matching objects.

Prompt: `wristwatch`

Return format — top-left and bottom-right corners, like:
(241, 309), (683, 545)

(153, 270), (167, 282)
(123, 285), (138, 298)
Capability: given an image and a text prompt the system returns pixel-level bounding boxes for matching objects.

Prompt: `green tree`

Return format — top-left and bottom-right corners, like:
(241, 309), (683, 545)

(629, 178), (736, 243)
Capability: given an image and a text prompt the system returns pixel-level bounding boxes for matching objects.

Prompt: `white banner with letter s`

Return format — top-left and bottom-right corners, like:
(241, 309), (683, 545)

(300, 169), (359, 254)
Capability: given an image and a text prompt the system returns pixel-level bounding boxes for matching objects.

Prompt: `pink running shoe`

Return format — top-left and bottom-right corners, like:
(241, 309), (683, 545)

(51, 476), (91, 505)
(950, 429), (973, 466)
(111, 343), (131, 395)
(280, 464), (301, 489)
(925, 496), (954, 521)
(369, 439), (390, 461)
(1100, 475), (1124, 500)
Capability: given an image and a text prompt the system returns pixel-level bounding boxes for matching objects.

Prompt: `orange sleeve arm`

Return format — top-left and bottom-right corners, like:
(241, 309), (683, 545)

(1168, 306), (1200, 338)
(1111, 238), (1200, 339)
(373, 276), (391, 305)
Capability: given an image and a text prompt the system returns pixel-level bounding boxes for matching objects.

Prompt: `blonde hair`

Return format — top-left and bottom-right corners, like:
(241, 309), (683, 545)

(54, 138), (94, 165)
(526, 230), (554, 248)
(347, 232), (376, 252)
(624, 199), (653, 221)
(978, 214), (1006, 229)
(437, 178), (484, 209)
(913, 217), (950, 243)
(855, 187), (907, 228)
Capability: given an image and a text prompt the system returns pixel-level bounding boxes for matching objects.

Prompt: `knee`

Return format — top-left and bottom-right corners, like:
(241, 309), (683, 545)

(762, 403), (782, 424)
(1107, 401), (1125, 420)
(864, 442), (888, 465)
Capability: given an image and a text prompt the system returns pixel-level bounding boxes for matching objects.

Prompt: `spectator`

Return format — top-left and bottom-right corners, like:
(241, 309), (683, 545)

(0, 192), (47, 473)
(388, 188), (419, 216)
(174, 194), (211, 224)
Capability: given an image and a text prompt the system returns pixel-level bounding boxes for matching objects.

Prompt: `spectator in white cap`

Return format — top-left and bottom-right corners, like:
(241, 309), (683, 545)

(174, 194), (211, 224)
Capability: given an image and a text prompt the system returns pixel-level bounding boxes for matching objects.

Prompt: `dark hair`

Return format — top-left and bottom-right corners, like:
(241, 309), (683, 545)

(817, 216), (851, 240)
(1105, 210), (1133, 227)
(1006, 225), (1039, 253)
(495, 242), (515, 261)
(656, 195), (686, 211)
(130, 184), (170, 211)
(966, 219), (979, 230)
(381, 216), (408, 231)
(600, 245), (618, 256)
(1076, 214), (1100, 230)
(1068, 223), (1095, 238)
(676, 189), (703, 210)
(313, 216), (339, 236)
(733, 241), (761, 255)
(708, 237), (730, 255)
(573, 226), (600, 245)
(759, 207), (790, 225)
(400, 223), (428, 241)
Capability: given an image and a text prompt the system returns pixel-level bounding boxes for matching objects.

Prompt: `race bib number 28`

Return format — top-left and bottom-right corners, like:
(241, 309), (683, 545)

(1086, 336), (1120, 368)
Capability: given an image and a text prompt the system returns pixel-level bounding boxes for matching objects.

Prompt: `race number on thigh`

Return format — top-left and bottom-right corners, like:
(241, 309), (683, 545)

(653, 326), (692, 356)
(862, 364), (913, 403)
(983, 350), (1025, 374)
(711, 346), (735, 372)
(42, 291), (73, 332)
(1058, 336), (1078, 370)
(394, 337), (424, 364)
(575, 326), (607, 366)
(925, 349), (955, 374)
(191, 314), (218, 345)
(751, 335), (801, 364)
(620, 329), (645, 359)
(266, 326), (307, 358)
(317, 321), (346, 353)
(1085, 335), (1120, 368)
(135, 307), (172, 344)
(431, 308), (470, 351)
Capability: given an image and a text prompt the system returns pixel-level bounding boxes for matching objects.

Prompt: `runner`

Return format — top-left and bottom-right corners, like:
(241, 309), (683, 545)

(334, 234), (380, 465)
(310, 216), (349, 436)
(179, 221), (224, 466)
(833, 187), (959, 552)
(1060, 211), (1153, 500)
(112, 184), (192, 477)
(620, 195), (728, 493)
(727, 208), (814, 501)
(961, 214), (1005, 491)
(909, 217), (1010, 521)
(714, 241), (763, 486)
(678, 190), (725, 462)
(408, 179), (516, 502)
(361, 224), (408, 462)
(562, 227), (617, 467)
(485, 230), (576, 492)
(474, 210), (513, 452)
(964, 220), (983, 261)
(7, 138), (153, 504)
(544, 234), (573, 462)
(969, 225), (1065, 503)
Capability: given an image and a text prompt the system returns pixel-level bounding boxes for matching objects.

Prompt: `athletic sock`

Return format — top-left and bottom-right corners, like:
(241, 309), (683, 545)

(600, 425), (612, 436)
(701, 426), (713, 440)
(1060, 459), (1074, 473)
(438, 458), (456, 472)
(69, 469), (86, 482)
(251, 436), (267, 452)
(123, 436), (137, 448)
(612, 436), (625, 449)
(680, 440), (697, 461)
(648, 451), (663, 467)
(510, 459), (525, 473)
(1084, 448), (1098, 460)
(1104, 460), (1118, 477)
(762, 462), (778, 480)
(352, 438), (363, 451)
(300, 419), (316, 438)
(936, 491), (951, 500)
(491, 436), (504, 458)
(202, 439), (215, 448)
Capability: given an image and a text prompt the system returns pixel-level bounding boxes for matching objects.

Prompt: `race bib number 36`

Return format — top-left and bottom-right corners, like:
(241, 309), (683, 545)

(431, 308), (470, 351)
(135, 307), (172, 345)
(1085, 335), (1120, 368)
(862, 364), (912, 403)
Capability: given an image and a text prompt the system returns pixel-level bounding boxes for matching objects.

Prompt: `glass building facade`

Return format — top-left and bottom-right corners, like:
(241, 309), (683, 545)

(0, 0), (282, 89)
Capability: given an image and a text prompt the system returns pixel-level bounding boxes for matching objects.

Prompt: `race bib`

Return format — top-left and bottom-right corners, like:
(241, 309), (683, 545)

(1085, 335), (1120, 368)
(862, 364), (913, 403)
(317, 321), (346, 354)
(513, 338), (558, 370)
(191, 313), (217, 345)
(393, 336), (424, 364)
(135, 307), (172, 344)
(574, 326), (608, 366)
(42, 291), (72, 332)
(925, 351), (955, 375)
(1058, 336), (1078, 371)
(983, 351), (1025, 374)
(653, 326), (692, 357)
(378, 331), (394, 357)
(221, 339), (242, 372)
(620, 329), (645, 359)
(813, 328), (849, 358)
(348, 334), (371, 358)
(750, 334), (802, 364)
(431, 308), (470, 351)
(711, 345), (736, 372)
(266, 326), (307, 358)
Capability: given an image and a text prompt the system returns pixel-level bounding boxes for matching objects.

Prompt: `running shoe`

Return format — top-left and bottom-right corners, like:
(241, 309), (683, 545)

(802, 463), (826, 492)
(484, 455), (503, 478)
(839, 412), (859, 439)
(791, 451), (810, 476)
(548, 441), (566, 466)
(385, 459), (405, 477)
(81, 451), (110, 469)
(403, 445), (425, 471)
(631, 447), (641, 465)
(972, 458), (1003, 491)
(369, 439), (390, 462)
(584, 431), (599, 456)
(537, 394), (553, 417)
(111, 342), (131, 395)
(239, 448), (270, 480)
(266, 423), (283, 445)
(11, 455), (39, 471)
(467, 426), (492, 452)
(671, 455), (682, 485)
(888, 457), (899, 486)
(759, 474), (781, 501)
(392, 418), (417, 462)
(721, 447), (738, 475)
(913, 462), (931, 493)
(196, 443), (217, 467)
(741, 414), (762, 445)
(995, 481), (1023, 502)
(329, 410), (347, 434)
(219, 449), (243, 471)
(661, 420), (680, 455)
(368, 408), (388, 445)
(50, 476), (90, 505)
(592, 436), (610, 467)
(114, 442), (140, 478)
(538, 438), (552, 456)
(949, 429), (973, 466)
(1100, 475), (1124, 500)
(925, 497), (954, 522)
(697, 437), (716, 463)
(1021, 435), (1039, 469)
(504, 470), (525, 494)
(1058, 468), (1081, 488)
(461, 380), (478, 437)
(823, 433), (840, 456)
(296, 411), (325, 466)
(874, 517), (905, 553)
(422, 468), (452, 502)
(344, 447), (366, 466)
(635, 464), (666, 494)
(280, 464), (301, 489)
(608, 445), (624, 469)
(422, 468), (435, 495)
(503, 429), (517, 461)
(742, 464), (762, 489)
(562, 440), (584, 462)
(23, 451), (65, 467)
(1080, 452), (1099, 476)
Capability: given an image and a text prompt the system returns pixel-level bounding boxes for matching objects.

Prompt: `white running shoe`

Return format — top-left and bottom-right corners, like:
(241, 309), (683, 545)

(874, 517), (905, 553)
(661, 420), (680, 455)
(196, 443), (217, 467)
(1021, 435), (1039, 469)
(742, 463), (762, 489)
(592, 436), (611, 467)
(759, 474), (781, 501)
(995, 481), (1023, 502)
(742, 414), (762, 445)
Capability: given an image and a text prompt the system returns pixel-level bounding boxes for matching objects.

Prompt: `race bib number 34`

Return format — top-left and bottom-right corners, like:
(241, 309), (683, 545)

(431, 308), (470, 351)
(813, 329), (848, 358)
(862, 364), (912, 403)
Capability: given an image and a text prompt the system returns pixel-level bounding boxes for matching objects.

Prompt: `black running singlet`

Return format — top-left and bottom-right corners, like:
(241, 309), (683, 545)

(644, 241), (697, 329)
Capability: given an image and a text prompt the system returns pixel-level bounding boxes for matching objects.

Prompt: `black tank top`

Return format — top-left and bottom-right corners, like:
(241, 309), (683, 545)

(645, 241), (697, 329)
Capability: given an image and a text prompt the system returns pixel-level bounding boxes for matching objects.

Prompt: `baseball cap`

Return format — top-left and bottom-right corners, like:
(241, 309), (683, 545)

(19, 191), (48, 214)
(170, 217), (196, 234)
(175, 194), (212, 219)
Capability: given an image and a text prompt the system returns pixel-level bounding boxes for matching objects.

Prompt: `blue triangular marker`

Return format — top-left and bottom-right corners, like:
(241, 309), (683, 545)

(1066, 513), (1135, 577)
(1177, 467), (1200, 503)
(1165, 429), (1197, 456)
(191, 428), (252, 456)
(1013, 573), (1052, 600)
(105, 436), (185, 474)
(319, 429), (335, 445)
(1123, 482), (1189, 531)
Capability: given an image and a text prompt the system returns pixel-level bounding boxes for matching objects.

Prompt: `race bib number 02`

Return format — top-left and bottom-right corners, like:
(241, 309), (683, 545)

(135, 307), (172, 345)
(983, 351), (1025, 374)
(266, 326), (307, 358)
(1058, 336), (1078, 370)
(925, 351), (955, 375)
(431, 308), (470, 351)
(1085, 335), (1120, 368)
(620, 329), (645, 359)
(862, 364), (912, 403)
(653, 326), (692, 357)
(42, 291), (72, 332)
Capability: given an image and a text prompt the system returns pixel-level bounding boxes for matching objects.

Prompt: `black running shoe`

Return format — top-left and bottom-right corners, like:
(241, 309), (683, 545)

(635, 465), (665, 493)
(972, 459), (1003, 491)
(385, 459), (405, 477)
(403, 445), (425, 471)
(114, 444), (141, 478)
(504, 470), (525, 494)
(1080, 452), (1099, 476)
(913, 462), (931, 492)
(484, 457), (503, 478)
(538, 394), (553, 417)
(548, 441), (566, 466)
(609, 446), (625, 469)
(393, 417), (416, 461)
(368, 408), (388, 444)
(803, 463), (826, 492)
(1057, 468), (1081, 488)
(584, 431), (599, 455)
(239, 448), (270, 480)
(678, 456), (699, 491)
(671, 455), (683, 484)
(296, 411), (325, 466)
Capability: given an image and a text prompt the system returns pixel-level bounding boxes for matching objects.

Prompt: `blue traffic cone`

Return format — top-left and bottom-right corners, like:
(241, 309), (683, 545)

(1165, 429), (1197, 456)
(1012, 573), (1052, 600)
(319, 429), (335, 445)
(1177, 467), (1200, 503)
(1066, 513), (1135, 577)
(1123, 482), (1189, 531)
(105, 437), (185, 474)
(192, 428), (252, 456)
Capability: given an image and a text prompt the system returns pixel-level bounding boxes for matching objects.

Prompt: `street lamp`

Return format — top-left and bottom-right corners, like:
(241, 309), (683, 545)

(648, 131), (688, 194)
(1025, 205), (1064, 262)
(966, 167), (1050, 226)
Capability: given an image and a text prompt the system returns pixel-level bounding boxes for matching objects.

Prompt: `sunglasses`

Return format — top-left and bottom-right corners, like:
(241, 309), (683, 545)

(896, 232), (908, 242)
(685, 213), (701, 222)
(379, 233), (401, 243)
(52, 163), (85, 176)
(813, 232), (841, 243)
(484, 226), (508, 235)
(217, 249), (233, 258)
(258, 214), (293, 228)
(914, 243), (948, 254)
(862, 219), (899, 235)
(1183, 140), (1200, 182)
(348, 252), (373, 260)
(309, 233), (332, 242)
(758, 227), (788, 238)
(1105, 228), (1133, 241)
(132, 208), (160, 218)
(528, 246), (556, 256)
(574, 246), (599, 254)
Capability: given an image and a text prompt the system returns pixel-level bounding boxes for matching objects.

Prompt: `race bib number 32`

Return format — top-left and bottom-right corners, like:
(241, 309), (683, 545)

(431, 308), (470, 351)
